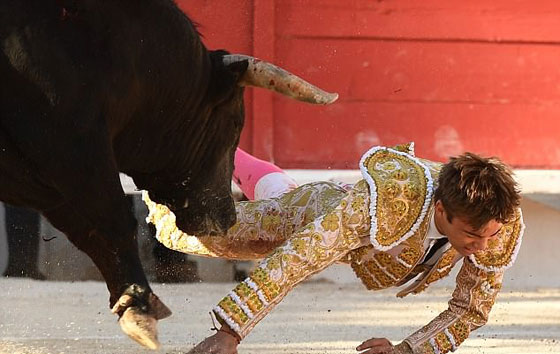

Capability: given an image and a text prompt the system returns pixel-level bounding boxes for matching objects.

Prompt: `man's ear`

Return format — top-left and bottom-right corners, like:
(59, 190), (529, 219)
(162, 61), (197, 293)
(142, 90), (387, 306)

(435, 200), (455, 224)
(435, 200), (446, 218)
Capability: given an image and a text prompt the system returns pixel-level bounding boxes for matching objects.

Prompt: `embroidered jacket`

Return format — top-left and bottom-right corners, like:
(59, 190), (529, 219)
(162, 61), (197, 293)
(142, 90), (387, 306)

(144, 143), (525, 354)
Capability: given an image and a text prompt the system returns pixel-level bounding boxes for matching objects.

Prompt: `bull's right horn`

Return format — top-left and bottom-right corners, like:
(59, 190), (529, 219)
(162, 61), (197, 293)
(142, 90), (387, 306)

(223, 54), (338, 105)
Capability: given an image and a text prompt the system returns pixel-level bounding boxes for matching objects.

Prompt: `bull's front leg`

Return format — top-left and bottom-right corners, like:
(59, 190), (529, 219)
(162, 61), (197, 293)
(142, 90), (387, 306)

(33, 118), (170, 350)
(4, 87), (172, 347)
(2, 48), (171, 349)
(43, 200), (171, 349)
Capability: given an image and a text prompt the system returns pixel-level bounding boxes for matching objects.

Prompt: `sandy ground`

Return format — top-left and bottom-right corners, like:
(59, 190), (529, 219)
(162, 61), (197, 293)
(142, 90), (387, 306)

(0, 279), (558, 354)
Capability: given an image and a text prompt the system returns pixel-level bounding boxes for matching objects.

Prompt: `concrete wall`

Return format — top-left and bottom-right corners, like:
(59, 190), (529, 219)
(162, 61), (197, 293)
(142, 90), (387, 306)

(0, 204), (6, 275)
(0, 197), (150, 282)
(0, 195), (242, 283)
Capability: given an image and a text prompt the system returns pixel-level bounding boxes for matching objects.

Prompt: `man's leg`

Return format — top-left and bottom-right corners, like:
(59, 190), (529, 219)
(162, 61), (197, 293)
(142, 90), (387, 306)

(234, 148), (298, 200)
(148, 148), (297, 281)
(144, 180), (347, 260)
(231, 148), (299, 279)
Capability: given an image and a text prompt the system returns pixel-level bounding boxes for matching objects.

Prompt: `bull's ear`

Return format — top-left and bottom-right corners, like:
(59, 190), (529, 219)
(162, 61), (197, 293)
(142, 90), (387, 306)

(224, 59), (249, 83)
(208, 50), (248, 102)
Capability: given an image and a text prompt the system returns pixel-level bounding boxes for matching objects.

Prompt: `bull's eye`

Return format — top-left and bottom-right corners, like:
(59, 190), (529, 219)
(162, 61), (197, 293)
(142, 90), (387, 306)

(158, 196), (176, 210)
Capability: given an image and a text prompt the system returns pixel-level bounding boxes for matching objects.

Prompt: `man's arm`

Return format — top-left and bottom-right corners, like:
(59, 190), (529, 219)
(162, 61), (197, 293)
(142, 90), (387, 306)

(394, 208), (525, 354)
(393, 258), (504, 354)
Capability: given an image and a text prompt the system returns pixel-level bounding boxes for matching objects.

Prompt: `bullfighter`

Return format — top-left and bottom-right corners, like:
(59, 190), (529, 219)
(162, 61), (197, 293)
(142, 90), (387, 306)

(144, 143), (524, 354)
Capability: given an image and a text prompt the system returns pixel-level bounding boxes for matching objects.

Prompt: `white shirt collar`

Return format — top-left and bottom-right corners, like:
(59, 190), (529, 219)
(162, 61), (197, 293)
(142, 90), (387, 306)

(427, 210), (447, 240)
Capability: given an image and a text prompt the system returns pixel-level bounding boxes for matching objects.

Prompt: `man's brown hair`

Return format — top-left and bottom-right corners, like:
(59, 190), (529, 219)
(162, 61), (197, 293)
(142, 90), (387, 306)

(434, 152), (521, 230)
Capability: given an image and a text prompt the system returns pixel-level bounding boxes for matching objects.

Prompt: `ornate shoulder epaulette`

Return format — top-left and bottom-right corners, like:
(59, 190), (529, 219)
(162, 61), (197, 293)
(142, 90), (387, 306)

(391, 142), (415, 155)
(359, 144), (434, 251)
(468, 208), (525, 272)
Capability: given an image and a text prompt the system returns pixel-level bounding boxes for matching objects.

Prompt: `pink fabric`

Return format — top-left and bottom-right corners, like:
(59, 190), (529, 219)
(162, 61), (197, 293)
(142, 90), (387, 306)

(233, 148), (285, 200)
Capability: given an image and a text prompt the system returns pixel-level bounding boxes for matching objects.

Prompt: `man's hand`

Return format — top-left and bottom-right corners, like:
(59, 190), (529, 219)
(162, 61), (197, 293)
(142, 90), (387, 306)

(188, 326), (240, 354)
(356, 337), (395, 354)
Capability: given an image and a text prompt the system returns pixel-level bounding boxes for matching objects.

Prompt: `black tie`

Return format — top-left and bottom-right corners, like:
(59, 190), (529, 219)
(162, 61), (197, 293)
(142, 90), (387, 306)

(423, 237), (448, 265)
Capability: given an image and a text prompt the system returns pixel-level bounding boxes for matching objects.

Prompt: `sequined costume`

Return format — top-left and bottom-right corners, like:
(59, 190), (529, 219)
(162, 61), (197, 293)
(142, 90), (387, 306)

(144, 143), (524, 354)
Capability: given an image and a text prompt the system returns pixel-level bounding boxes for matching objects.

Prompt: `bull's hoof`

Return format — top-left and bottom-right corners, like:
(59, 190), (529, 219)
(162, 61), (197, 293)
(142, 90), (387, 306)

(111, 293), (172, 350)
(119, 306), (160, 350)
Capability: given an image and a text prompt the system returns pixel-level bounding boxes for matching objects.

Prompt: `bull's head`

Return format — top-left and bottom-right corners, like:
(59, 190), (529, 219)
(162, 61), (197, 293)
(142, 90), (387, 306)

(148, 51), (338, 236)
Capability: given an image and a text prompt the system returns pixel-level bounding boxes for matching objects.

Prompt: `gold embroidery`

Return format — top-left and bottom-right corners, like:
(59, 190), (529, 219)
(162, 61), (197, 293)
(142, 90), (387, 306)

(435, 332), (453, 352)
(360, 147), (435, 249)
(405, 259), (506, 353)
(391, 142), (415, 154)
(386, 260), (410, 279)
(350, 247), (381, 290)
(213, 185), (367, 339)
(321, 212), (340, 232)
(217, 296), (249, 325)
(351, 195), (366, 212)
(146, 148), (515, 350)
(390, 199), (409, 218)
(391, 169), (408, 181)
(291, 238), (307, 256)
(233, 283), (264, 313)
(374, 253), (409, 279)
(402, 183), (419, 201)
(470, 210), (523, 271)
(144, 182), (349, 260)
(397, 246), (423, 267)
(412, 249), (459, 295)
(251, 268), (280, 301)
(366, 260), (395, 286)
(422, 342), (437, 354)
(448, 320), (470, 346)
(349, 215), (427, 291)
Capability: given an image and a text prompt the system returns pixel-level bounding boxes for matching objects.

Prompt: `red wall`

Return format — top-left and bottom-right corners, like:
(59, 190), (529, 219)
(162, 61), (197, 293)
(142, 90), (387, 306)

(177, 0), (560, 169)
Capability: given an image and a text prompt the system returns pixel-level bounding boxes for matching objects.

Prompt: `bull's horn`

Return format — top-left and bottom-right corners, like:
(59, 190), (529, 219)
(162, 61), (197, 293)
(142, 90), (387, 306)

(223, 54), (338, 105)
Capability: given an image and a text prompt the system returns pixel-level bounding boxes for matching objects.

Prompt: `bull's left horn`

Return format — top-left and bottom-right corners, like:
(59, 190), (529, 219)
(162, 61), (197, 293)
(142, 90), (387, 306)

(223, 54), (338, 105)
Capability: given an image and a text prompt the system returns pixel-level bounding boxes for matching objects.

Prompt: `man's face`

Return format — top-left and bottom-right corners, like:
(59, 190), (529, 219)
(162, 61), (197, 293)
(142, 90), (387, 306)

(434, 200), (503, 257)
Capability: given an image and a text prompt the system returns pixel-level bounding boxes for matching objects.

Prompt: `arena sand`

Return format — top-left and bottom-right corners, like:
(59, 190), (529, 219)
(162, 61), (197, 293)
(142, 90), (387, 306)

(0, 279), (558, 354)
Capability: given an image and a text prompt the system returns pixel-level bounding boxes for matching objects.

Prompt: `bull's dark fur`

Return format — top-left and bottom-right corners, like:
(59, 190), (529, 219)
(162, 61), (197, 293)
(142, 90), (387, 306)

(0, 0), (246, 310)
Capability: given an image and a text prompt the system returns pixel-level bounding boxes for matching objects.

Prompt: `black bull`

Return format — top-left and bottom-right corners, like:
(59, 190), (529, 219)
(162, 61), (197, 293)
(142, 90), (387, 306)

(0, 0), (337, 349)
